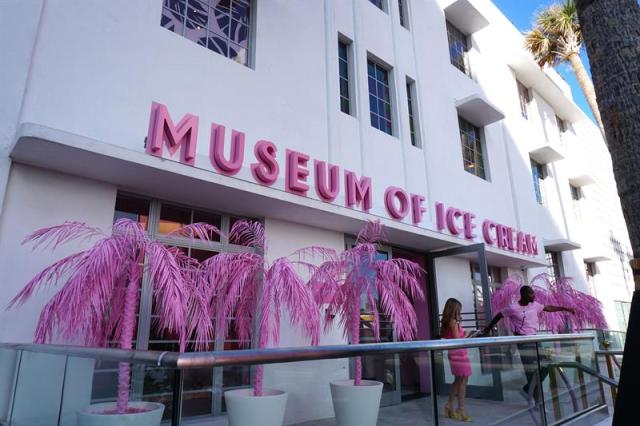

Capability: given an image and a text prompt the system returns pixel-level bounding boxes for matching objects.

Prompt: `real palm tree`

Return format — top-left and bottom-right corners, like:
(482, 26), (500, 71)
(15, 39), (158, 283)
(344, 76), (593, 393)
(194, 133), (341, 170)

(574, 1), (640, 424)
(524, 0), (605, 135)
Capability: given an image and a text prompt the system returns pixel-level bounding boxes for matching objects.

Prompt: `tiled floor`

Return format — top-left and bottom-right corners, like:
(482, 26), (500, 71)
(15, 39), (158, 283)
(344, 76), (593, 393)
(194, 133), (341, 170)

(296, 383), (609, 426)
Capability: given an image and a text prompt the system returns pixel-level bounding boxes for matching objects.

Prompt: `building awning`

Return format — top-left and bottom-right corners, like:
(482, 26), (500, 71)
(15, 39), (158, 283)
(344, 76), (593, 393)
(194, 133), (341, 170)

(544, 238), (581, 251)
(444, 0), (490, 34)
(455, 94), (505, 127)
(529, 144), (565, 164)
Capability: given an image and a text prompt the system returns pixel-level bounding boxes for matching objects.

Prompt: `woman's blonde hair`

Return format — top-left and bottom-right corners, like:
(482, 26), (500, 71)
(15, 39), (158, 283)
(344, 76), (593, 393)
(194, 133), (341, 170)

(440, 298), (462, 336)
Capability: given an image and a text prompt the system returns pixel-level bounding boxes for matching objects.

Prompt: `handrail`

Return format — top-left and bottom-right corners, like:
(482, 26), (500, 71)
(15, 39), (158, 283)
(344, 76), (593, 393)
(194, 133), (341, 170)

(595, 350), (624, 356)
(0, 333), (594, 369)
(551, 361), (619, 388)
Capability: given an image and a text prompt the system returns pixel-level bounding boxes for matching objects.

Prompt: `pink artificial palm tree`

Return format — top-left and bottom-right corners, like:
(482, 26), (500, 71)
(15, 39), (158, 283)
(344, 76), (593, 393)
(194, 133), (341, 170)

(308, 221), (424, 385)
(194, 220), (320, 396)
(9, 219), (216, 414)
(491, 274), (606, 332)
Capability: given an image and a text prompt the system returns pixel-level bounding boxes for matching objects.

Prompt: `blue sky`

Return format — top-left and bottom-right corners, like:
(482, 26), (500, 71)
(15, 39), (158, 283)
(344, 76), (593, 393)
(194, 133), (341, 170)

(491, 0), (594, 122)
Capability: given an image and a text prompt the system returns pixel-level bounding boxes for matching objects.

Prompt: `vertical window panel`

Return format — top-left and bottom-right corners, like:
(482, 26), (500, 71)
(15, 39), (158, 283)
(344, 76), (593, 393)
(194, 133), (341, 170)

(446, 21), (470, 76)
(338, 40), (352, 115)
(368, 60), (393, 135)
(459, 117), (485, 179)
(406, 79), (419, 147)
(517, 80), (530, 119)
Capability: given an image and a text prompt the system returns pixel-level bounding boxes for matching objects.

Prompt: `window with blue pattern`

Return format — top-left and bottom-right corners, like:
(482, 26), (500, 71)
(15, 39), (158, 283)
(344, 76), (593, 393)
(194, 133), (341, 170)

(161, 0), (252, 66)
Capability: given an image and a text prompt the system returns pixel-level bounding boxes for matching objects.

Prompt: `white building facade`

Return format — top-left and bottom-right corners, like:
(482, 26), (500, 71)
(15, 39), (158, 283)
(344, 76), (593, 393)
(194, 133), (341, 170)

(0, 0), (633, 423)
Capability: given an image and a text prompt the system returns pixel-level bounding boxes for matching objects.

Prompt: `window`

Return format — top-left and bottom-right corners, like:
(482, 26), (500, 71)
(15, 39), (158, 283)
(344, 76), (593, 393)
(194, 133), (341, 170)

(585, 261), (597, 278)
(545, 250), (562, 279)
(470, 264), (503, 328)
(368, 59), (393, 135)
(406, 78), (419, 147)
(446, 21), (470, 75)
(459, 116), (486, 179)
(570, 184), (582, 201)
(160, 0), (253, 66)
(369, 0), (384, 10)
(517, 80), (531, 119)
(556, 115), (568, 134)
(93, 193), (256, 419)
(615, 301), (631, 332)
(530, 159), (546, 204)
(398, 0), (409, 29)
(338, 40), (352, 115)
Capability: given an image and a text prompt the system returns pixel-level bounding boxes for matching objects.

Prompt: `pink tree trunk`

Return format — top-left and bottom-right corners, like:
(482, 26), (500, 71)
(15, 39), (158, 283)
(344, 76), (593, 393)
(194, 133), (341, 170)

(116, 265), (141, 414)
(351, 292), (362, 386)
(253, 329), (268, 397)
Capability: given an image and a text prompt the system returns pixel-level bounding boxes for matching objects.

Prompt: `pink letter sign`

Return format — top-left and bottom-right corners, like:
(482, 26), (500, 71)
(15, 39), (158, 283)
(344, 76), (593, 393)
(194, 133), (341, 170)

(411, 194), (427, 225)
(209, 124), (245, 175)
(384, 187), (410, 219)
(251, 140), (279, 185)
(314, 160), (340, 202)
(345, 171), (372, 212)
(285, 149), (310, 196)
(146, 102), (198, 166)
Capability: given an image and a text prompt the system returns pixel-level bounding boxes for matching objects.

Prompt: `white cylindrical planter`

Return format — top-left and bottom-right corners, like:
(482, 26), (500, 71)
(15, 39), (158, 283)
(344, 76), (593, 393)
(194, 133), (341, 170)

(224, 388), (288, 426)
(77, 402), (164, 426)
(330, 380), (383, 426)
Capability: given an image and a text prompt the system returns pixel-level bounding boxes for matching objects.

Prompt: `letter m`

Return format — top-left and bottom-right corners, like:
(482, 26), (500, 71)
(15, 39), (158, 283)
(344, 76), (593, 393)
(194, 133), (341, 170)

(146, 102), (199, 165)
(345, 171), (372, 212)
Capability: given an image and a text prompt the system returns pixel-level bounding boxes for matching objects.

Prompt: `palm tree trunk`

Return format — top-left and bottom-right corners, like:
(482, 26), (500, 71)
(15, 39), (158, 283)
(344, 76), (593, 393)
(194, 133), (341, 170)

(565, 52), (605, 137)
(575, 1), (640, 424)
(116, 265), (142, 414)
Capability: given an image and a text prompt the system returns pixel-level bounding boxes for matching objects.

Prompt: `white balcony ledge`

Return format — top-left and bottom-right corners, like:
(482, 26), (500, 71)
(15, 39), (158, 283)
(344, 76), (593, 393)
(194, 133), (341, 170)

(455, 94), (505, 127)
(544, 239), (581, 251)
(444, 0), (490, 35)
(583, 255), (611, 263)
(569, 174), (597, 187)
(529, 144), (565, 164)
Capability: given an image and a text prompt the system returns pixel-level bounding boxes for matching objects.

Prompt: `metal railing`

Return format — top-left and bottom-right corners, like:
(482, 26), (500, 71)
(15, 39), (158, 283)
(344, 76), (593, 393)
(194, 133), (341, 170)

(0, 333), (612, 426)
(0, 333), (594, 368)
(595, 349), (624, 403)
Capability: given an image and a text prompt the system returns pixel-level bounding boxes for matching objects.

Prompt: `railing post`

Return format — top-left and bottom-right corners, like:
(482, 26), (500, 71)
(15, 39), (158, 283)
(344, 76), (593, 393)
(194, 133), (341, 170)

(605, 353), (617, 403)
(430, 350), (440, 426)
(172, 369), (184, 426)
(535, 343), (549, 426)
(549, 366), (561, 419)
(575, 351), (588, 409)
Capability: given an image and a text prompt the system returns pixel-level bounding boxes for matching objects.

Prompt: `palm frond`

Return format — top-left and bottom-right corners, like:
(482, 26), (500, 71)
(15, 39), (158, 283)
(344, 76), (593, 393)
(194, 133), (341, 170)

(146, 242), (188, 351)
(229, 220), (265, 248)
(22, 221), (104, 250)
(170, 222), (223, 242)
(356, 220), (385, 244)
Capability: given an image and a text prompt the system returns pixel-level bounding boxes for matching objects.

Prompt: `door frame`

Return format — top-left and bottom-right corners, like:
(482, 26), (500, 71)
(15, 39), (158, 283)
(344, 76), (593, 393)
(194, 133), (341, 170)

(426, 243), (504, 401)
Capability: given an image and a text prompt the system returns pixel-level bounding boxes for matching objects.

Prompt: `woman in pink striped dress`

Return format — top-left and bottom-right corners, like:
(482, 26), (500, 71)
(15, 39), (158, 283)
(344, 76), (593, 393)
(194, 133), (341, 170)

(441, 298), (472, 422)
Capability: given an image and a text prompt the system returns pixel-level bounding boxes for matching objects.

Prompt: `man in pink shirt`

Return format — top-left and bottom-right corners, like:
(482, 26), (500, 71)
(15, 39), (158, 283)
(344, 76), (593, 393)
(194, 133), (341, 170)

(482, 286), (575, 401)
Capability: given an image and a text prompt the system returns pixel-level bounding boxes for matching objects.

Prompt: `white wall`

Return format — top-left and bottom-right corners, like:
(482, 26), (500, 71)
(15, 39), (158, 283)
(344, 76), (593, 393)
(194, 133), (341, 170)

(262, 218), (348, 424)
(0, 164), (117, 343)
(0, 164), (115, 424)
